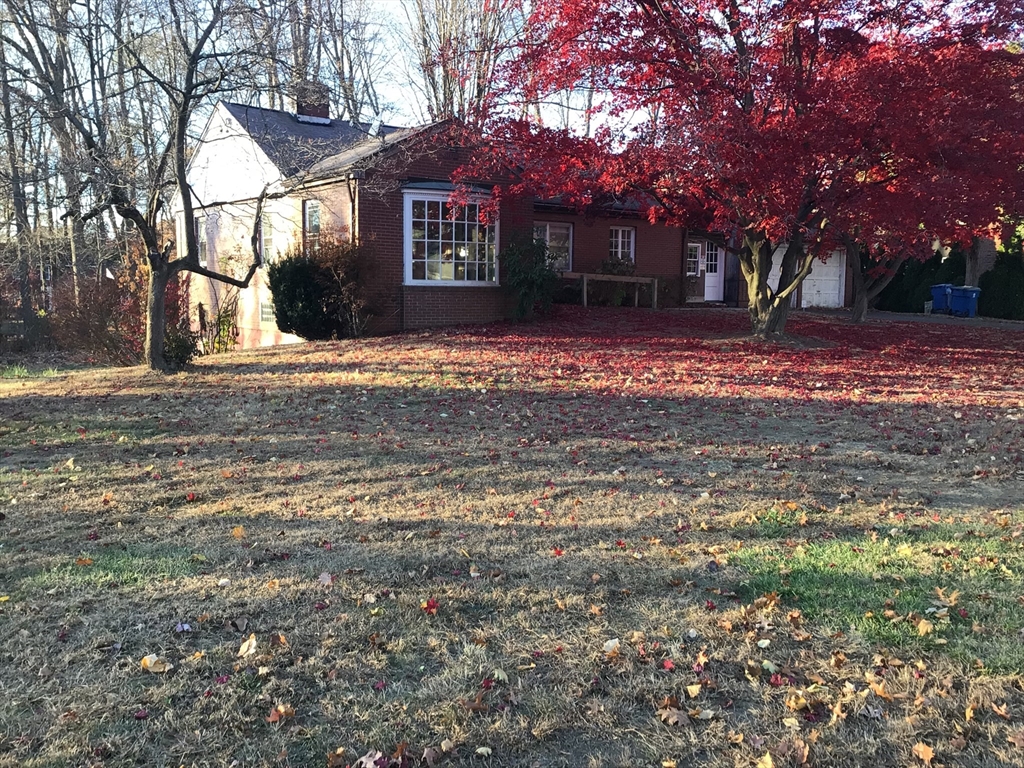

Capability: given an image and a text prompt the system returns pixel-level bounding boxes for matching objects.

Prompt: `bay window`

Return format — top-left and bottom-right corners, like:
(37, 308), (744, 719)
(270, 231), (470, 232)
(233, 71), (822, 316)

(405, 191), (498, 285)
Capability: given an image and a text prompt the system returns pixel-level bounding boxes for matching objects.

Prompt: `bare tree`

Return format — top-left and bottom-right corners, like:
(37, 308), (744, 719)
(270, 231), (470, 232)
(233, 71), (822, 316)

(400, 0), (520, 122)
(3, 0), (265, 370)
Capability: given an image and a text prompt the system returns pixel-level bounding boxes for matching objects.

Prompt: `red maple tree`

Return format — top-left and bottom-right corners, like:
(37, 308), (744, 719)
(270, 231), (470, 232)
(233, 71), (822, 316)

(468, 0), (1024, 333)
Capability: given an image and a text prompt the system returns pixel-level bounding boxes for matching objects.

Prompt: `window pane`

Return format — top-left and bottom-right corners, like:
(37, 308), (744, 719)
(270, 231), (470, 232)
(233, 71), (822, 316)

(261, 214), (273, 258)
(706, 243), (719, 273)
(549, 224), (570, 249)
(306, 202), (320, 233)
(409, 195), (498, 283)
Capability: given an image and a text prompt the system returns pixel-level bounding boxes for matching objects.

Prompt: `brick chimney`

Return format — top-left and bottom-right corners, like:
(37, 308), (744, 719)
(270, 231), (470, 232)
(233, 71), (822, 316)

(294, 80), (331, 124)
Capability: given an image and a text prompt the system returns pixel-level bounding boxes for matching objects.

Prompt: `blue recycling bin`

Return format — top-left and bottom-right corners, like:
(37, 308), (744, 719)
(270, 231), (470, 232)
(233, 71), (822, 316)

(930, 284), (953, 314)
(950, 286), (981, 318)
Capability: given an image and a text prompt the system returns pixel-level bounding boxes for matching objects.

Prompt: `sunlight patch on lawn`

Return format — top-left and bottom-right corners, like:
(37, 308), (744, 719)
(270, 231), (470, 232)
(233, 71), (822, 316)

(21, 547), (201, 593)
(733, 524), (1024, 672)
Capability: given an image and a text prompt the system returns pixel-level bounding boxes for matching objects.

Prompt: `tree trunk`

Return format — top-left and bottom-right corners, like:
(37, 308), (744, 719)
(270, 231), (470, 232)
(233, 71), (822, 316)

(738, 231), (811, 337)
(0, 40), (36, 335)
(845, 234), (905, 324)
(965, 236), (981, 287)
(846, 238), (869, 323)
(144, 257), (169, 371)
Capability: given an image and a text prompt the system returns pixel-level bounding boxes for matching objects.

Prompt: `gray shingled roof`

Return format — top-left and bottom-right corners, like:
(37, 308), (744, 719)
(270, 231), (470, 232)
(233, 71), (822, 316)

(300, 123), (443, 183)
(221, 102), (404, 178)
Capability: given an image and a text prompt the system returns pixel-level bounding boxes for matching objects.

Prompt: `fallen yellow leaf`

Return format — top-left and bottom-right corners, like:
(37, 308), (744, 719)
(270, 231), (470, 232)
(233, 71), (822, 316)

(140, 654), (173, 673)
(231, 525), (246, 539)
(238, 633), (257, 657)
(912, 741), (935, 765)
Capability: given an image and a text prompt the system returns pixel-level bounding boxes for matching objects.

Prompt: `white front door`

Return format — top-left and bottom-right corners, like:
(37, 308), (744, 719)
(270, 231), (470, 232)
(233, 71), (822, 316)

(704, 242), (724, 301)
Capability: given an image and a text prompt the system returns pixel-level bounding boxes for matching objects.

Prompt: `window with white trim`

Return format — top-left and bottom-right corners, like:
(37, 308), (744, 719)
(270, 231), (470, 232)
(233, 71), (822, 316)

(686, 242), (701, 276)
(195, 215), (208, 267)
(533, 221), (572, 272)
(405, 192), (498, 284)
(260, 213), (275, 262)
(705, 241), (720, 274)
(260, 300), (276, 324)
(303, 200), (321, 255)
(609, 226), (635, 262)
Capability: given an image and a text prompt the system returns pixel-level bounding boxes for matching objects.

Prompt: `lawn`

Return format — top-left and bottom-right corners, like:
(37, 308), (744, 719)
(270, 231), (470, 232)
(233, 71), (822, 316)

(2, 306), (1024, 768)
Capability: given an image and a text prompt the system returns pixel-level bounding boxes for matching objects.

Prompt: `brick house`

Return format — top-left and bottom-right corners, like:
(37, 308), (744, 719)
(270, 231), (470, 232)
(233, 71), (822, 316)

(181, 92), (853, 348)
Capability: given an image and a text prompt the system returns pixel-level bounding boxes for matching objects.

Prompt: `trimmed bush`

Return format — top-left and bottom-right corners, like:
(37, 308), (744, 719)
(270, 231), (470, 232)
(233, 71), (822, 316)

(266, 235), (371, 340)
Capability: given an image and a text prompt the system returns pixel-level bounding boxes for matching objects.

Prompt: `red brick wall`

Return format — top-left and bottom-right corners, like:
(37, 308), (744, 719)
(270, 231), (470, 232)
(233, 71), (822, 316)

(534, 211), (685, 277)
(354, 141), (532, 334)
(403, 286), (515, 328)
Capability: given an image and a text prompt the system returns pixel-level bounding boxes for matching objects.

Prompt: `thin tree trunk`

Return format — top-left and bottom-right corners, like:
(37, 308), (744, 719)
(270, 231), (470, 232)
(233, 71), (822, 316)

(67, 216), (81, 305)
(965, 236), (981, 287)
(845, 237), (869, 323)
(846, 234), (906, 323)
(145, 257), (169, 371)
(0, 40), (35, 333)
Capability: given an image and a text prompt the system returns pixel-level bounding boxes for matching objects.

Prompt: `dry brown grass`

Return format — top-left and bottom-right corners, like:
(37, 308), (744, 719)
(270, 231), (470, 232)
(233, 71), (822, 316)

(2, 306), (1024, 768)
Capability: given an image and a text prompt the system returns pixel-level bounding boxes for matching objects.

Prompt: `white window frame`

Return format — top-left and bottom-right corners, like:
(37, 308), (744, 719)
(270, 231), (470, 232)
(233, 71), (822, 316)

(303, 200), (321, 255)
(259, 300), (276, 324)
(609, 226), (635, 262)
(403, 190), (500, 286)
(705, 241), (721, 274)
(686, 242), (701, 276)
(533, 221), (573, 272)
(260, 212), (275, 263)
(195, 214), (208, 268)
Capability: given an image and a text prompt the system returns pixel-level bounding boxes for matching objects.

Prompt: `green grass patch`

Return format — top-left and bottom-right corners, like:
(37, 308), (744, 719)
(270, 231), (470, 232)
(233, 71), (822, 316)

(0, 364), (60, 379)
(20, 546), (201, 593)
(732, 524), (1024, 672)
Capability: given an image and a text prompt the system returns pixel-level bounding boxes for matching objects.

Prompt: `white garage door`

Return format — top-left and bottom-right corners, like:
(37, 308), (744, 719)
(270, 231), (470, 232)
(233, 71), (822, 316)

(766, 246), (846, 308)
(800, 250), (846, 308)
